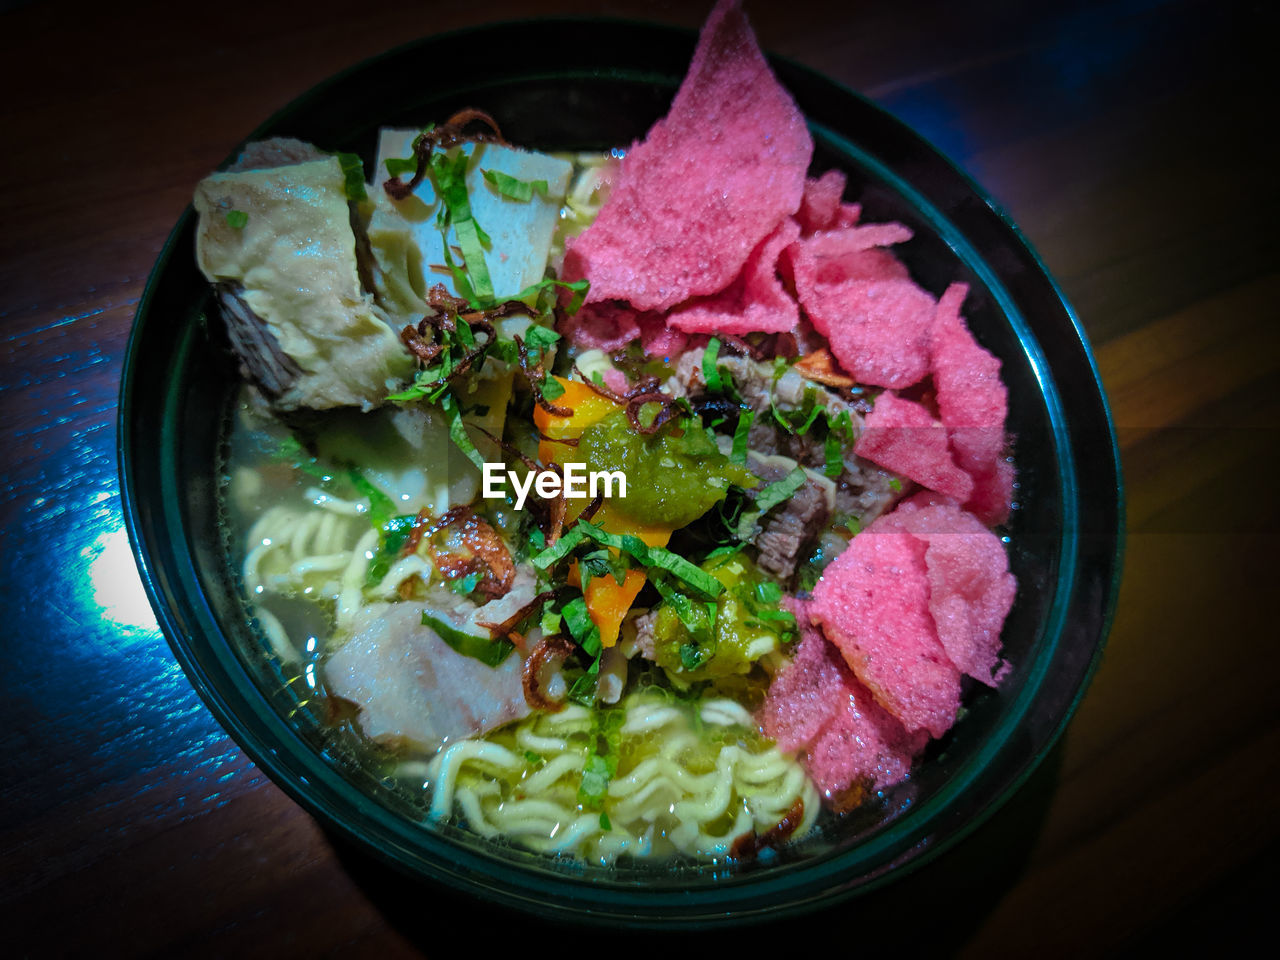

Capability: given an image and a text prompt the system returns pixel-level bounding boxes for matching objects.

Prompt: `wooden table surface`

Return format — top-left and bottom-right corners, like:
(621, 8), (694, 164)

(2, 0), (1275, 954)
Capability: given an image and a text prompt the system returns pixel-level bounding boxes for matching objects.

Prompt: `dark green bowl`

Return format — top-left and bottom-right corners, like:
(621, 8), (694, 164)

(119, 18), (1124, 926)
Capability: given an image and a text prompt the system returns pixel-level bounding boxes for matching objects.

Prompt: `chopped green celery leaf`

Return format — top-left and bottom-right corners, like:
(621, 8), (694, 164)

(829, 409), (855, 441)
(771, 401), (795, 434)
(429, 148), (493, 306)
(225, 209), (248, 229)
(795, 401), (824, 435)
(562, 596), (602, 656)
(511, 278), (590, 315)
(599, 812), (612, 831)
(702, 338), (723, 393)
(618, 534), (650, 560)
(384, 156), (417, 177)
(431, 150), (472, 220)
(524, 324), (560, 358)
(541, 377), (566, 402)
(578, 705), (624, 805)
(421, 613), (514, 667)
(386, 367), (446, 403)
(824, 431), (844, 477)
(591, 371), (605, 386)
(731, 409), (754, 463)
(575, 522), (722, 599)
(439, 239), (477, 307)
(454, 318), (475, 349)
(651, 575), (715, 644)
(680, 642), (709, 671)
(490, 338), (520, 365)
(440, 392), (486, 471)
(704, 543), (745, 561)
(889, 477), (903, 491)
(644, 546), (724, 599)
(272, 435), (329, 481)
(347, 469), (394, 529)
(530, 526), (586, 570)
(450, 570), (481, 595)
(524, 750), (544, 764)
(580, 549), (627, 589)
(576, 523), (637, 556)
(755, 581), (783, 604)
(454, 218), (494, 305)
(578, 752), (616, 807)
(755, 609), (796, 624)
(756, 468), (807, 514)
(334, 152), (367, 202)
(539, 601), (561, 636)
(736, 468), (807, 540)
(364, 514), (417, 587)
(567, 672), (598, 706)
(529, 527), (546, 551)
(482, 168), (549, 202)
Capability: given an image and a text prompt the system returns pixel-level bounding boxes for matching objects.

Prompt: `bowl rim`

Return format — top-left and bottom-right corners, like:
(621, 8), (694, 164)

(118, 15), (1125, 927)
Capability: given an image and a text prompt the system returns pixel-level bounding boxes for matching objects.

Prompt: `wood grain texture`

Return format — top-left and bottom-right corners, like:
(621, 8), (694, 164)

(2, 0), (1275, 954)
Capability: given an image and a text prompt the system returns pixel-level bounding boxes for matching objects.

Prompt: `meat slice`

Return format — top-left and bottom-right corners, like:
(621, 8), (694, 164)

(745, 452), (835, 580)
(325, 597), (532, 751)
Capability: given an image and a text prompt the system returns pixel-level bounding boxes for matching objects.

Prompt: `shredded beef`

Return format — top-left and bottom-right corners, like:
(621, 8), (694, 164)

(756, 474), (832, 579)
